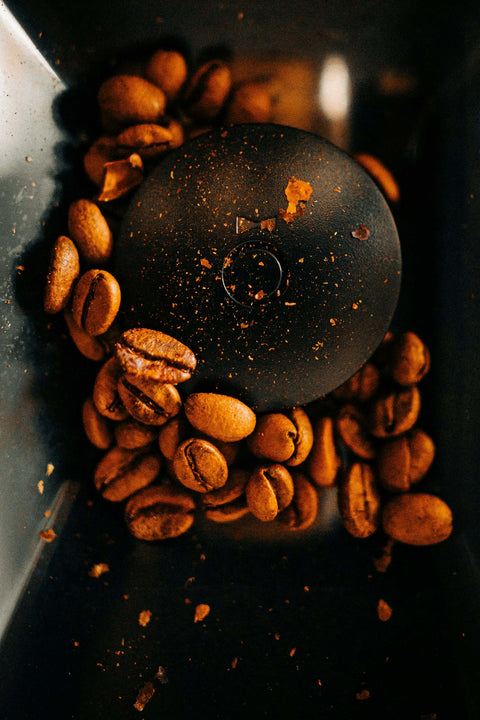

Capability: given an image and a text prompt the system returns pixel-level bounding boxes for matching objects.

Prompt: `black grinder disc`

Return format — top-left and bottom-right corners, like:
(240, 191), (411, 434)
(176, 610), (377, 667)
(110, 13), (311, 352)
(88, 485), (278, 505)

(114, 124), (401, 411)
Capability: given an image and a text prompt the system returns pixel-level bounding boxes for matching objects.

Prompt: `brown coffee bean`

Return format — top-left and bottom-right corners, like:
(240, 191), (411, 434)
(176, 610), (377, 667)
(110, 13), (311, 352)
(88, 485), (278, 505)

(377, 428), (435, 492)
(336, 404), (376, 460)
(184, 392), (256, 443)
(246, 464), (294, 522)
(204, 500), (250, 523)
(64, 310), (107, 362)
(44, 236), (80, 314)
(83, 136), (118, 186)
(192, 431), (242, 466)
(183, 60), (232, 122)
(161, 117), (185, 148)
(116, 328), (196, 384)
(382, 493), (453, 545)
(390, 331), (431, 386)
(278, 472), (318, 531)
(369, 385), (421, 438)
(332, 362), (380, 403)
(82, 396), (113, 449)
(146, 49), (188, 104)
(225, 81), (273, 124)
(116, 123), (174, 160)
(97, 74), (166, 131)
(94, 446), (161, 501)
(67, 199), (113, 264)
(125, 483), (195, 540)
(172, 438), (228, 493)
(118, 374), (181, 426)
(246, 413), (297, 462)
(71, 269), (121, 337)
(114, 418), (158, 449)
(307, 416), (341, 487)
(286, 407), (314, 466)
(202, 467), (249, 508)
(93, 356), (129, 421)
(158, 414), (188, 460)
(338, 462), (381, 538)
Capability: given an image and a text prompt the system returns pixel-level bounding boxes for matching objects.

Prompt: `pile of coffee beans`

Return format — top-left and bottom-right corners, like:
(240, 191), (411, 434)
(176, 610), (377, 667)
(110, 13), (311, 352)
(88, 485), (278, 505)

(42, 45), (452, 548)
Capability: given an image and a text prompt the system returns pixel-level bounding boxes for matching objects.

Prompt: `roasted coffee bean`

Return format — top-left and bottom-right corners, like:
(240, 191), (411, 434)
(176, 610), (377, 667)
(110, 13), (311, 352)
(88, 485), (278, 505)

(225, 80), (273, 124)
(71, 269), (121, 337)
(390, 331), (431, 386)
(64, 310), (107, 362)
(286, 407), (314, 466)
(278, 472), (318, 531)
(204, 500), (249, 523)
(172, 438), (228, 493)
(115, 327), (196, 384)
(118, 374), (181, 426)
(336, 404), (376, 460)
(183, 60), (232, 122)
(338, 462), (381, 538)
(382, 493), (453, 545)
(307, 416), (341, 487)
(246, 413), (297, 462)
(158, 414), (188, 460)
(116, 123), (174, 160)
(97, 74), (166, 131)
(246, 464), (294, 522)
(83, 136), (118, 186)
(125, 483), (195, 540)
(146, 49), (188, 104)
(93, 356), (129, 421)
(161, 117), (185, 148)
(353, 153), (400, 204)
(202, 467), (249, 508)
(192, 431), (242, 466)
(332, 362), (380, 404)
(44, 236), (80, 314)
(94, 446), (161, 502)
(114, 418), (158, 449)
(377, 428), (435, 492)
(82, 396), (113, 450)
(184, 392), (256, 443)
(369, 385), (421, 438)
(67, 199), (113, 264)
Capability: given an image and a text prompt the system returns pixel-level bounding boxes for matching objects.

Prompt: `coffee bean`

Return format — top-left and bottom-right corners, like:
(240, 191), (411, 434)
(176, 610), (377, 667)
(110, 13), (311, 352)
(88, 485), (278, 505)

(184, 392), (256, 443)
(382, 493), (453, 545)
(307, 416), (341, 487)
(246, 464), (294, 522)
(204, 500), (250, 523)
(64, 309), (107, 362)
(93, 356), (129, 421)
(114, 418), (158, 449)
(225, 80), (273, 124)
(146, 49), (188, 104)
(94, 446), (161, 501)
(97, 154), (144, 202)
(67, 199), (113, 265)
(246, 412), (297, 462)
(158, 414), (188, 460)
(118, 373), (181, 426)
(332, 362), (380, 404)
(83, 136), (118, 186)
(125, 483), (195, 540)
(183, 60), (232, 122)
(336, 404), (376, 460)
(377, 428), (435, 492)
(71, 269), (121, 337)
(285, 407), (314, 466)
(192, 431), (242, 466)
(115, 328), (196, 384)
(44, 236), (80, 314)
(116, 123), (174, 160)
(97, 74), (167, 132)
(82, 396), (113, 450)
(338, 462), (381, 538)
(390, 331), (431, 386)
(202, 467), (250, 523)
(172, 438), (228, 493)
(278, 472), (318, 531)
(369, 385), (421, 438)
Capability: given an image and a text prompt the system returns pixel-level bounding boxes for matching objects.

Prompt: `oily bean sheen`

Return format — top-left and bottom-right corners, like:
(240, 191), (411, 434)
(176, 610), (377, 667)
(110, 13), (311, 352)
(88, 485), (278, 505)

(93, 357), (129, 421)
(307, 416), (341, 487)
(44, 236), (80, 314)
(173, 438), (228, 493)
(246, 464), (294, 522)
(390, 331), (431, 386)
(285, 407), (314, 466)
(146, 49), (188, 104)
(116, 123), (174, 160)
(184, 393), (256, 443)
(247, 413), (297, 462)
(338, 462), (381, 538)
(336, 404), (376, 460)
(125, 484), (195, 541)
(97, 75), (166, 131)
(377, 429), (435, 492)
(116, 328), (196, 384)
(278, 472), (318, 531)
(117, 374), (181, 426)
(94, 447), (161, 502)
(71, 269), (121, 337)
(114, 418), (158, 450)
(67, 199), (113, 264)
(369, 386), (421, 438)
(382, 493), (453, 545)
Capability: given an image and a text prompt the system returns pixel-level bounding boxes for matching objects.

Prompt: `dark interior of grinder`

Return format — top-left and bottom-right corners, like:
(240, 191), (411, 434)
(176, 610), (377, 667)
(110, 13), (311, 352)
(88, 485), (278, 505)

(114, 123), (402, 411)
